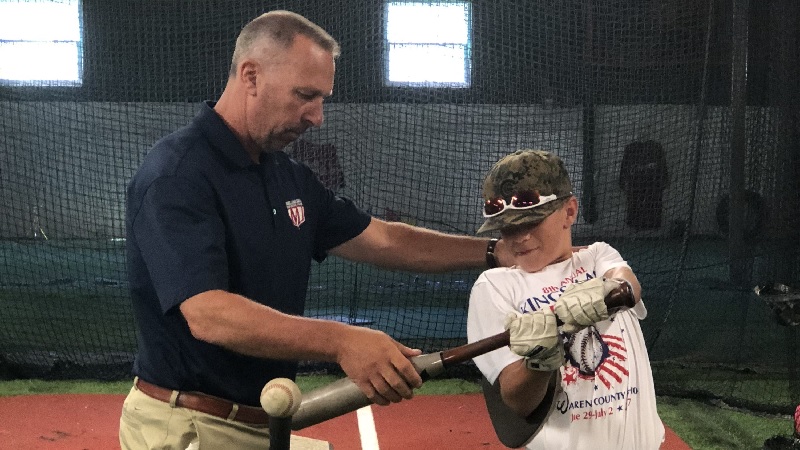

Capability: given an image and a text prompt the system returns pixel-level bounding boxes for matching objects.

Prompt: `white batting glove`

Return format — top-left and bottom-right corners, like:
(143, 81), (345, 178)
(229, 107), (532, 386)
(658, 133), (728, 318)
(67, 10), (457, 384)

(555, 277), (620, 333)
(524, 346), (564, 372)
(504, 311), (564, 372)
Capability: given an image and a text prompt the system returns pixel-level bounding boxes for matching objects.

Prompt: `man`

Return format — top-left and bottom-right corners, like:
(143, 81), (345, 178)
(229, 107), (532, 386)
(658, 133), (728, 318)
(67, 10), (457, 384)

(120, 10), (509, 450)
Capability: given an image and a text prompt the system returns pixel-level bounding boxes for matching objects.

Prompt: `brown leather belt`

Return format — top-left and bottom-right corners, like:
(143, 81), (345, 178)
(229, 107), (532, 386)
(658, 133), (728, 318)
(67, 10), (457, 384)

(135, 378), (269, 425)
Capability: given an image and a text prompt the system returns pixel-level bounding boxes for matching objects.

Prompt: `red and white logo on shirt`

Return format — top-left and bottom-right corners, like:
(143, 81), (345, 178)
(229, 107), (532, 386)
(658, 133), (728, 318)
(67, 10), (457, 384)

(285, 199), (305, 228)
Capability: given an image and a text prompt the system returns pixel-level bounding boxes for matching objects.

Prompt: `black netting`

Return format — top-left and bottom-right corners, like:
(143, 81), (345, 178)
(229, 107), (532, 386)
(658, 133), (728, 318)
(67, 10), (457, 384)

(1, 0), (798, 414)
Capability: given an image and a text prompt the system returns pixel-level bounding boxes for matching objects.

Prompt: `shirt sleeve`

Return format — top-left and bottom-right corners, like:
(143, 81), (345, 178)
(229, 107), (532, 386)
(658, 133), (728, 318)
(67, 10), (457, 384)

(131, 175), (229, 313)
(467, 272), (525, 384)
(591, 241), (630, 277)
(312, 187), (371, 261)
(590, 242), (649, 319)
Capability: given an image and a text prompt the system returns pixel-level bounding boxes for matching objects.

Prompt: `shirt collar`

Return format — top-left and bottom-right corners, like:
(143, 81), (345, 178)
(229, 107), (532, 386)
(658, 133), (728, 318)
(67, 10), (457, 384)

(195, 100), (256, 169)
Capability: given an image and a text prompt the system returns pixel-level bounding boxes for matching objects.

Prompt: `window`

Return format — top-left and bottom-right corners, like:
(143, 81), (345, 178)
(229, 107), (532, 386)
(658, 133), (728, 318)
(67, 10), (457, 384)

(0, 0), (82, 86)
(385, 2), (471, 88)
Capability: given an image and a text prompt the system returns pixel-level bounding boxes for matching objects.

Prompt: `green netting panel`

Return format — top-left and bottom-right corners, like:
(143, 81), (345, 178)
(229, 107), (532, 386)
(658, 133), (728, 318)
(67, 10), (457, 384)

(1, 0), (798, 413)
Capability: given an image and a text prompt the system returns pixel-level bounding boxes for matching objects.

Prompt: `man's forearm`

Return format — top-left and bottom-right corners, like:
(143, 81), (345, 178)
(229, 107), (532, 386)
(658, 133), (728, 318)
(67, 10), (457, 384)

(180, 290), (350, 361)
(386, 221), (493, 272)
(332, 218), (506, 272)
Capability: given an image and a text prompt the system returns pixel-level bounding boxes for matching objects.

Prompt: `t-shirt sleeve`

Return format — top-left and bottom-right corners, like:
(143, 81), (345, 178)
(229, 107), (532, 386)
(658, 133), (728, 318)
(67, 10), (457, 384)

(467, 273), (525, 384)
(591, 241), (630, 277)
(312, 187), (371, 261)
(131, 175), (229, 313)
(590, 242), (648, 319)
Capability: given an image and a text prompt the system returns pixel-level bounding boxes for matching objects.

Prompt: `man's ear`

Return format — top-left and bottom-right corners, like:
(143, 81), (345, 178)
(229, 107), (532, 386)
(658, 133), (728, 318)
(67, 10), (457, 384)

(238, 60), (258, 95)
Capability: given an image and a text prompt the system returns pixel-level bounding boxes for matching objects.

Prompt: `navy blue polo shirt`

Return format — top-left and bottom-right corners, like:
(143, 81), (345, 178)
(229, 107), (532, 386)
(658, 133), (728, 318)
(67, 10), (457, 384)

(126, 101), (370, 406)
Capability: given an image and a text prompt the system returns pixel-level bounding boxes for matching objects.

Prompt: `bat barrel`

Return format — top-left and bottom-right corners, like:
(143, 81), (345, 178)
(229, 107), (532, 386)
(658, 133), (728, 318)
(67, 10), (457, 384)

(291, 352), (447, 430)
(291, 377), (369, 430)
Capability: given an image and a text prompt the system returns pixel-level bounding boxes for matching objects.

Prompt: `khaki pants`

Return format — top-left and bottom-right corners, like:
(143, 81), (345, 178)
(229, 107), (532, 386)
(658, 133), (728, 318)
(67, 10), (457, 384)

(119, 384), (269, 450)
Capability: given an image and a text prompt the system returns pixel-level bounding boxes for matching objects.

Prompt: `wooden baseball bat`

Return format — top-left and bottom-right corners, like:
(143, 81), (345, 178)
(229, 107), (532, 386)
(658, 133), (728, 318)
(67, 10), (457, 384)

(291, 281), (635, 430)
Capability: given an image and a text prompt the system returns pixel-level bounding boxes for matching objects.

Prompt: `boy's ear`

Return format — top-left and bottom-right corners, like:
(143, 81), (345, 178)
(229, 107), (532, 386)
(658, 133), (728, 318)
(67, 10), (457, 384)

(564, 196), (579, 226)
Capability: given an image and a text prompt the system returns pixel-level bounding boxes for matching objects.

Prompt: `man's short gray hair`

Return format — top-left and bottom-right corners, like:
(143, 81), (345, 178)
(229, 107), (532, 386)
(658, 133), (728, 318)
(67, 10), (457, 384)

(229, 10), (340, 77)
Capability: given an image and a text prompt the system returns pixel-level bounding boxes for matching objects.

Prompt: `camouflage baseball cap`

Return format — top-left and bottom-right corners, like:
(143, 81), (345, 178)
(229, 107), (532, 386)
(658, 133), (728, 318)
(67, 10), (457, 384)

(476, 149), (573, 235)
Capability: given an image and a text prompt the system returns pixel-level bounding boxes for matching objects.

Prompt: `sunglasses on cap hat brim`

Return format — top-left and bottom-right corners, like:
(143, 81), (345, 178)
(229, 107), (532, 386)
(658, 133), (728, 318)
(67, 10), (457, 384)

(482, 191), (563, 218)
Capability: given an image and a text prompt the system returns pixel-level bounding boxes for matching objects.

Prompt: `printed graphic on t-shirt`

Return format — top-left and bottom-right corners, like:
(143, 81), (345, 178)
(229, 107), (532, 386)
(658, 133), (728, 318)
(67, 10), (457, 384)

(286, 199), (305, 228)
(564, 327), (628, 387)
(520, 267), (591, 314)
(555, 322), (639, 424)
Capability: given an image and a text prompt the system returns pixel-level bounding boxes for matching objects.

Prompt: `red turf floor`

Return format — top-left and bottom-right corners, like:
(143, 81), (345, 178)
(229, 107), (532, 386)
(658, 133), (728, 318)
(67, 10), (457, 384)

(0, 393), (691, 449)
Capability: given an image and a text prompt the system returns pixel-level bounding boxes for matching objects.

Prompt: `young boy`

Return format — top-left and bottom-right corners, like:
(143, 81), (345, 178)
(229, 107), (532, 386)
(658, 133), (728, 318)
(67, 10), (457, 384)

(467, 149), (664, 449)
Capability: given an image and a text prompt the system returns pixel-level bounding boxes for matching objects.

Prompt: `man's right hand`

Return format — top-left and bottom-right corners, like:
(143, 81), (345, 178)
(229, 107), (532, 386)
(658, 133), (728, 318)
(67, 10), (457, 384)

(504, 311), (564, 372)
(336, 327), (423, 406)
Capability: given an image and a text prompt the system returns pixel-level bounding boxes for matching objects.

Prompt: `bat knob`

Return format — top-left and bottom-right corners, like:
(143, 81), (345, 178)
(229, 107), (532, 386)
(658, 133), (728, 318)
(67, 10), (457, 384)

(605, 279), (635, 312)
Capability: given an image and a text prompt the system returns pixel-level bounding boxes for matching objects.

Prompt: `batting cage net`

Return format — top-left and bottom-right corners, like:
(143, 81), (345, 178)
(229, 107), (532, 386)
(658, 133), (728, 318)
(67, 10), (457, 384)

(1, 0), (798, 415)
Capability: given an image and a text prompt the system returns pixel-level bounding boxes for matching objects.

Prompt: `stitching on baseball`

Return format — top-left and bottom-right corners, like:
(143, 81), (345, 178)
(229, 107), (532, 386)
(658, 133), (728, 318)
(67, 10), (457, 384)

(270, 384), (295, 416)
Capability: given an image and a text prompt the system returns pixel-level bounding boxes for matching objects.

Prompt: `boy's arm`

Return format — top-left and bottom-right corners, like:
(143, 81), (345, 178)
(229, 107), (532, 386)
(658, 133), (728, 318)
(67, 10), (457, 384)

(497, 359), (556, 417)
(502, 309), (563, 417)
(482, 362), (558, 448)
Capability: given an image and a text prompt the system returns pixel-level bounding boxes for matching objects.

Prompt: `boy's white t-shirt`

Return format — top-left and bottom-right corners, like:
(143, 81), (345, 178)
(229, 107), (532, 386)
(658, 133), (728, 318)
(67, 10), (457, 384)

(468, 242), (664, 450)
